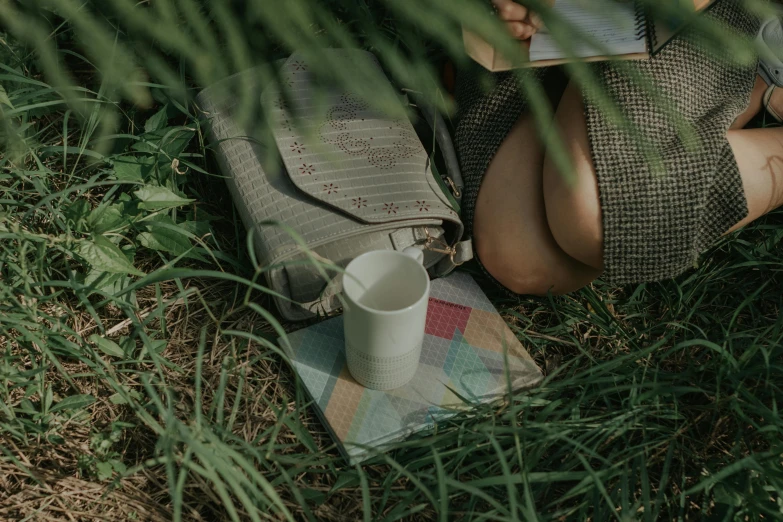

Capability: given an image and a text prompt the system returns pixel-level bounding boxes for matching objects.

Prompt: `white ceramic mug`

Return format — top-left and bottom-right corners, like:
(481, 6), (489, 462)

(342, 248), (430, 390)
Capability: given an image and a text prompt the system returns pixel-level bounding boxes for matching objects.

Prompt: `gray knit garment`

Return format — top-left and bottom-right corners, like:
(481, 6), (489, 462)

(455, 0), (759, 286)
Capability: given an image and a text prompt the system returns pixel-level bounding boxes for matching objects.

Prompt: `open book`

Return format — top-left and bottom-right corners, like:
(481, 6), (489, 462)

(465, 0), (717, 71)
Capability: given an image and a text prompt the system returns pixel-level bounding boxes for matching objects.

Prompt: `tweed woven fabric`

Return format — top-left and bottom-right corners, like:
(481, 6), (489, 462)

(454, 0), (760, 286)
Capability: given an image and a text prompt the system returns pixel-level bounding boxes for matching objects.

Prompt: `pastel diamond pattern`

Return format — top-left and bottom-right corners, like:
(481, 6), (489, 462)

(418, 335), (452, 369)
(443, 330), (493, 400)
(283, 272), (543, 464)
(429, 272), (496, 312)
(353, 395), (404, 445)
(463, 309), (519, 354)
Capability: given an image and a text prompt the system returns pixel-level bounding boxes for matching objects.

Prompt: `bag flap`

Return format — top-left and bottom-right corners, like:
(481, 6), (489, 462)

(198, 66), (447, 269)
(263, 50), (460, 226)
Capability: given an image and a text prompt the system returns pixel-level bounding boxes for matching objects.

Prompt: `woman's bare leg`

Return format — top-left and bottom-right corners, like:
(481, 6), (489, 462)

(473, 109), (600, 296)
(727, 126), (783, 232)
(726, 75), (783, 231)
(542, 83), (604, 271)
(732, 75), (767, 129)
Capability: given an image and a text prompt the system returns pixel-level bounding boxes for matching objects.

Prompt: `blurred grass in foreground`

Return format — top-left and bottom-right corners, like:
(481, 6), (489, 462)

(1, 1), (782, 520)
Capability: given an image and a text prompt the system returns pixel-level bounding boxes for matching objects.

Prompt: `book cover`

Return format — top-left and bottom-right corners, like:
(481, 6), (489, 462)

(280, 272), (543, 464)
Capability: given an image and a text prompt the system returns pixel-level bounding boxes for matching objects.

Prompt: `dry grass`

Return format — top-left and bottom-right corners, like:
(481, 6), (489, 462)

(0, 461), (172, 521)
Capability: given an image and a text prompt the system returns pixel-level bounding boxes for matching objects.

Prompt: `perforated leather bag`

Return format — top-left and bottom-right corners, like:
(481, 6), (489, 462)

(197, 50), (472, 321)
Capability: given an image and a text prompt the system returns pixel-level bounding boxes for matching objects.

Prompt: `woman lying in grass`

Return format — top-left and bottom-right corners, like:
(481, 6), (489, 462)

(455, 0), (783, 295)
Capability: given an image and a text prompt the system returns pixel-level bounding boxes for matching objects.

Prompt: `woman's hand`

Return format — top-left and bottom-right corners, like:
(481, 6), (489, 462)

(492, 0), (544, 40)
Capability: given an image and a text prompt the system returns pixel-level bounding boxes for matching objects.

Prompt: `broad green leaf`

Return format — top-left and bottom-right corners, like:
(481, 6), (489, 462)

(144, 105), (169, 133)
(137, 216), (201, 257)
(137, 229), (192, 256)
(132, 127), (194, 157)
(112, 156), (153, 182)
(0, 83), (13, 109)
(96, 461), (114, 481)
(50, 394), (95, 413)
(300, 489), (327, 504)
(186, 208), (222, 222)
(109, 393), (127, 405)
(329, 471), (360, 493)
(64, 199), (90, 230)
(149, 340), (167, 353)
(140, 339), (167, 356)
(141, 213), (176, 224)
(180, 220), (211, 238)
(134, 186), (194, 210)
(78, 236), (144, 276)
(112, 460), (127, 474)
(88, 334), (125, 358)
(82, 269), (125, 291)
(87, 203), (128, 234)
(713, 483), (743, 508)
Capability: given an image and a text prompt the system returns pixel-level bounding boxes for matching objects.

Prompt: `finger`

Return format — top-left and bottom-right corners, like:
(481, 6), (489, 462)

(527, 12), (543, 30)
(507, 21), (537, 40)
(492, 0), (529, 22)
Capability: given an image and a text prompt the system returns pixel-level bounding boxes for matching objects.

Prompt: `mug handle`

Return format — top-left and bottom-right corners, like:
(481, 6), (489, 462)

(402, 247), (425, 265)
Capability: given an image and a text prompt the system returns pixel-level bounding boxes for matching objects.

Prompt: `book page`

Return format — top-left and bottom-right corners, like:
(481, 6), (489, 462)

(529, 0), (646, 61)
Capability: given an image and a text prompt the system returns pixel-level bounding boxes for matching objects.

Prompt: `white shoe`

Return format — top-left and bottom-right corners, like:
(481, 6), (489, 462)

(757, 10), (783, 121)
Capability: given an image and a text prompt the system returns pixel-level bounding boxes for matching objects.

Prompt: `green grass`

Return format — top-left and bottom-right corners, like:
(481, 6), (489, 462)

(2, 13), (783, 522)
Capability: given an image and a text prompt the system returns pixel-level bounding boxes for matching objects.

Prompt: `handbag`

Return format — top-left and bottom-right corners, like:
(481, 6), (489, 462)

(197, 50), (472, 321)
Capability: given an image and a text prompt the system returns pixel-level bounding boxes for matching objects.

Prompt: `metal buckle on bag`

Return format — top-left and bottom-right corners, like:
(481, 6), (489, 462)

(422, 227), (465, 267)
(446, 177), (461, 199)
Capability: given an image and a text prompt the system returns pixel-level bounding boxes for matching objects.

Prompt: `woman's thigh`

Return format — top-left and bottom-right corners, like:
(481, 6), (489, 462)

(542, 82), (604, 270)
(472, 105), (600, 296)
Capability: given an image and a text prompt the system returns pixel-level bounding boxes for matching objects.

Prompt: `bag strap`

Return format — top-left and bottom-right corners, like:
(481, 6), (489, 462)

(403, 91), (474, 272)
(402, 89), (464, 206)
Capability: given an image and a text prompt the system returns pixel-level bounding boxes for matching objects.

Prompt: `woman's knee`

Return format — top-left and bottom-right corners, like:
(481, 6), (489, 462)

(474, 220), (600, 296)
(475, 237), (566, 296)
(542, 148), (604, 270)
